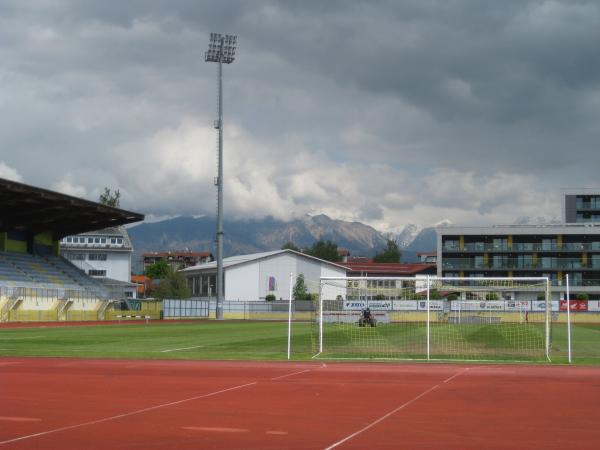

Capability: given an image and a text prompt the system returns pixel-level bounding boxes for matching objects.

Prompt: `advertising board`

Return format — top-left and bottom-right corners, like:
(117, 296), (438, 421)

(559, 300), (588, 311)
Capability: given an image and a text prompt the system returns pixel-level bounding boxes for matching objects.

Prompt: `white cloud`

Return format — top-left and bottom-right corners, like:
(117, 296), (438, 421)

(51, 179), (88, 198)
(0, 161), (23, 182)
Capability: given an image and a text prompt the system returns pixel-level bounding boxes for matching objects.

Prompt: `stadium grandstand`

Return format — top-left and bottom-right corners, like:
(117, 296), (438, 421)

(0, 177), (144, 322)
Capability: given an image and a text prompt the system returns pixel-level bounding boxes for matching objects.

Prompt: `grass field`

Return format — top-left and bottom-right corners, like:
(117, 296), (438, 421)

(0, 320), (598, 363)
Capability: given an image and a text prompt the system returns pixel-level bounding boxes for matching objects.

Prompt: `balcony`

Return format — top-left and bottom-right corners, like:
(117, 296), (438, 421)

(442, 257), (600, 271)
(442, 242), (600, 252)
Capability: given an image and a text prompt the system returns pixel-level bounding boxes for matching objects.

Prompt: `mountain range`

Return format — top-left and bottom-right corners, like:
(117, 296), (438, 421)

(127, 214), (443, 265)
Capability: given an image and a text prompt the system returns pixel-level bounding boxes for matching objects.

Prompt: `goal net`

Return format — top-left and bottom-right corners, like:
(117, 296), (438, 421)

(312, 276), (552, 362)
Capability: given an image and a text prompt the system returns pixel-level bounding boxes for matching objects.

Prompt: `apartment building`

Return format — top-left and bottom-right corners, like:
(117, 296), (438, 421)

(563, 189), (600, 223)
(437, 224), (600, 300)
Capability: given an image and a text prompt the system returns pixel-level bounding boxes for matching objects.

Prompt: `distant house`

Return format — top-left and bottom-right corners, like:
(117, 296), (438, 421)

(337, 249), (350, 262)
(343, 261), (436, 277)
(60, 226), (138, 298)
(131, 274), (152, 298)
(417, 252), (437, 264)
(143, 251), (213, 272)
(180, 249), (347, 301)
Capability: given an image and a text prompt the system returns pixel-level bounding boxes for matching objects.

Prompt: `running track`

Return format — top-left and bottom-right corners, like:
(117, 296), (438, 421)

(1, 358), (599, 449)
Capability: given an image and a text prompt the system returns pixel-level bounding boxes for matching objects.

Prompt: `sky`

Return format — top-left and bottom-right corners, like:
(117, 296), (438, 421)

(1, 0), (599, 232)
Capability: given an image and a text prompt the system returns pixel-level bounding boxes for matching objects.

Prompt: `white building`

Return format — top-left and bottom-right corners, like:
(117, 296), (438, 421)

(180, 249), (348, 301)
(60, 226), (137, 298)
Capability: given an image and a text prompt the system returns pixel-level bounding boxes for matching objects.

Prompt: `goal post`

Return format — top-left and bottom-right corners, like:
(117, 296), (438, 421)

(313, 276), (553, 362)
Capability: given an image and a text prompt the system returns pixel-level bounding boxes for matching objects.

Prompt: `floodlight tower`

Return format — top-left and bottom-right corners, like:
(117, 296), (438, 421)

(205, 32), (237, 320)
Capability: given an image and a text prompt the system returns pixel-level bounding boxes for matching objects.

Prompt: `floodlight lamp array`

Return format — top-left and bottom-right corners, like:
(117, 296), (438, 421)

(205, 33), (237, 64)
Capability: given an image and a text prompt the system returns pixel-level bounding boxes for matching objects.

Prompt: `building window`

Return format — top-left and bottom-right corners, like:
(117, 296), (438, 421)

(88, 270), (106, 277)
(492, 255), (508, 269)
(100, 238), (106, 244)
(64, 253), (85, 261)
(492, 238), (508, 251)
(541, 257), (557, 269)
(88, 237), (94, 244)
(444, 239), (459, 250)
(542, 238), (556, 251)
(517, 255), (533, 268)
(88, 253), (108, 261)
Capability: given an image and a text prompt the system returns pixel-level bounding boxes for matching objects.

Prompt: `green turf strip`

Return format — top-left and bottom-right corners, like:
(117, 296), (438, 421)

(0, 321), (599, 364)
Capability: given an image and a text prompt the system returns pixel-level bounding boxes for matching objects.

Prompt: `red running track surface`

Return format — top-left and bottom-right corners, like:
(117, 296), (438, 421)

(1, 358), (599, 449)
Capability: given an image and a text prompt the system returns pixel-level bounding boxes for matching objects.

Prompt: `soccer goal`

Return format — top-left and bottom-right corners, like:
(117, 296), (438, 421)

(312, 276), (553, 362)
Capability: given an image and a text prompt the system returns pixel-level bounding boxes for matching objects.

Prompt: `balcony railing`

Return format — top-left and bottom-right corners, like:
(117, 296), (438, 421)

(442, 258), (600, 271)
(443, 242), (600, 252)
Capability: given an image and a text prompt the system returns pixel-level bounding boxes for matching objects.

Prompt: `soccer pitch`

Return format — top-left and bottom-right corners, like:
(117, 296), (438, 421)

(0, 320), (599, 364)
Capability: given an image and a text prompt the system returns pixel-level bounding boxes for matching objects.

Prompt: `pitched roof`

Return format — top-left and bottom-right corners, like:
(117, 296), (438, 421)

(180, 249), (348, 272)
(343, 261), (436, 275)
(143, 251), (212, 258)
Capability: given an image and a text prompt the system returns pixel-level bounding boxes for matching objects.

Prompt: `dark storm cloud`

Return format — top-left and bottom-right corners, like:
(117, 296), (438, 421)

(0, 1), (599, 228)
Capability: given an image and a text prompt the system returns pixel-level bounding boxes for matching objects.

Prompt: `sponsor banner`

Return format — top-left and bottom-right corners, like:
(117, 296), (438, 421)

(559, 300), (588, 312)
(450, 301), (504, 312)
(417, 300), (444, 311)
(588, 300), (600, 312)
(343, 300), (393, 310)
(504, 300), (532, 312)
(392, 300), (418, 311)
(344, 301), (366, 310)
(531, 301), (560, 312)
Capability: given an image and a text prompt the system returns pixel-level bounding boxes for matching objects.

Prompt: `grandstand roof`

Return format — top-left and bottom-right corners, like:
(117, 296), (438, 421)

(0, 177), (144, 238)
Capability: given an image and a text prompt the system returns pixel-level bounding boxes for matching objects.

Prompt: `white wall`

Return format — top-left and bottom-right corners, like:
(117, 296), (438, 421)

(220, 252), (346, 301)
(90, 252), (131, 282)
(225, 263), (260, 301)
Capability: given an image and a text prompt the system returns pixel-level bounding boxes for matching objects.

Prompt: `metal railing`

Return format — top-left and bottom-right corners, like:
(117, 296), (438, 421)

(442, 258), (600, 271)
(443, 242), (600, 252)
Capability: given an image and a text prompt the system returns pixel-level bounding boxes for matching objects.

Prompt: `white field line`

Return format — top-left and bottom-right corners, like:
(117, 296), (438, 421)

(323, 368), (467, 450)
(0, 336), (46, 340)
(0, 382), (257, 446)
(160, 345), (205, 353)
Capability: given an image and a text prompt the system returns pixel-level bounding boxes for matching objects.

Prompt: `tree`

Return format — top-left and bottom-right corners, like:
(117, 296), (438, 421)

(145, 259), (170, 280)
(305, 240), (342, 262)
(99, 187), (121, 207)
(293, 274), (311, 300)
(151, 268), (191, 300)
(373, 239), (401, 263)
(281, 241), (300, 252)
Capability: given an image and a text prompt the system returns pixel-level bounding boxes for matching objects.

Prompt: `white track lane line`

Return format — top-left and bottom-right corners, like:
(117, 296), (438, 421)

(0, 381), (257, 446)
(0, 417), (41, 422)
(324, 368), (467, 450)
(270, 368), (314, 380)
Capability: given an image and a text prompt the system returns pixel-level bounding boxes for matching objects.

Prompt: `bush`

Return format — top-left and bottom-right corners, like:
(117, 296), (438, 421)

(485, 292), (499, 301)
(447, 293), (458, 301)
(374, 294), (386, 300)
(265, 294), (276, 301)
(537, 293), (546, 301)
(576, 292), (589, 300)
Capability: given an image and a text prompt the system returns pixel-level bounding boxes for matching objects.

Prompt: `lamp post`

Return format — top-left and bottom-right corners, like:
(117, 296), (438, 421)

(205, 32), (237, 320)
